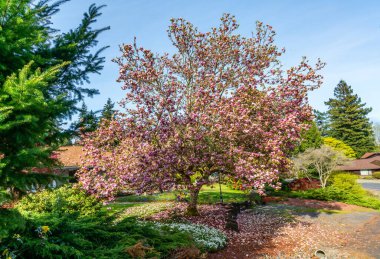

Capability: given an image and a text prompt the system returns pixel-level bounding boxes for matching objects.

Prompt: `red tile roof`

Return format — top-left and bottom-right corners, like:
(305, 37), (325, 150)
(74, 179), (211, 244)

(56, 146), (84, 167)
(337, 153), (380, 171)
(361, 152), (380, 159)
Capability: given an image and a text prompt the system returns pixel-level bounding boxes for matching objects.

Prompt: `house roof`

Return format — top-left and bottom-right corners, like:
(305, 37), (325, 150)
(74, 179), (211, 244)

(56, 146), (84, 167)
(361, 152), (380, 159)
(337, 153), (380, 171)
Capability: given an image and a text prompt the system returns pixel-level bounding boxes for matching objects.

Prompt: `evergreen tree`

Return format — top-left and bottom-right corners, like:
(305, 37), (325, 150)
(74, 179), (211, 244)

(72, 103), (99, 138)
(313, 109), (329, 136)
(293, 121), (323, 155)
(325, 80), (375, 157)
(101, 98), (115, 121)
(0, 0), (108, 196)
(0, 62), (67, 196)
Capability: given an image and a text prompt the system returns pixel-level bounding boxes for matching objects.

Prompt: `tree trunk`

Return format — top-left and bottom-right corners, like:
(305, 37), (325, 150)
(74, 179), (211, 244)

(186, 188), (200, 216)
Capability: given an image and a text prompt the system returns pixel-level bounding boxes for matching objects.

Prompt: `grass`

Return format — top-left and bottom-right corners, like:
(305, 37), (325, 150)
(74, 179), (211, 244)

(101, 202), (140, 216)
(115, 202), (175, 220)
(198, 184), (247, 204)
(115, 184), (248, 204)
(107, 184), (248, 220)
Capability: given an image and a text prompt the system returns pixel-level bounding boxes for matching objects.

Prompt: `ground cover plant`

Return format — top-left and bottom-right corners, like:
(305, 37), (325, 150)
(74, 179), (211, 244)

(1, 185), (227, 258)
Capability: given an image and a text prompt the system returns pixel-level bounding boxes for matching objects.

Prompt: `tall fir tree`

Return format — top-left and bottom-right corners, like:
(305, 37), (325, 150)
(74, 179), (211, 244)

(72, 103), (99, 138)
(0, 0), (108, 196)
(313, 109), (329, 136)
(325, 80), (375, 157)
(101, 98), (115, 121)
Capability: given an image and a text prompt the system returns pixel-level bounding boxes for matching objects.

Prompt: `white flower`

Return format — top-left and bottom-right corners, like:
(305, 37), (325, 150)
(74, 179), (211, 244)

(142, 221), (227, 251)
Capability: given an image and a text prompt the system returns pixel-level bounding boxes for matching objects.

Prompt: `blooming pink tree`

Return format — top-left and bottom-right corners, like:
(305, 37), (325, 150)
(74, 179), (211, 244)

(77, 14), (324, 215)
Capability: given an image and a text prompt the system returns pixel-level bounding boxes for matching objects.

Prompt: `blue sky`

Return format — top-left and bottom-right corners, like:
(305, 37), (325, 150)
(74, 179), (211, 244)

(52, 0), (380, 122)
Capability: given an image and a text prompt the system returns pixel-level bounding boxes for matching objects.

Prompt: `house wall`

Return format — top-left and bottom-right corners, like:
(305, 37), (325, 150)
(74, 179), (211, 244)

(360, 170), (372, 176)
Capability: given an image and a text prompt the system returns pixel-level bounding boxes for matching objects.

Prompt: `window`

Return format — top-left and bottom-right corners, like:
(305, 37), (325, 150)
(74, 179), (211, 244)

(360, 170), (372, 176)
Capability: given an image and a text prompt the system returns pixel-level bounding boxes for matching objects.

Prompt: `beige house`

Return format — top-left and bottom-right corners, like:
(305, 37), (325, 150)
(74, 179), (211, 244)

(337, 152), (380, 176)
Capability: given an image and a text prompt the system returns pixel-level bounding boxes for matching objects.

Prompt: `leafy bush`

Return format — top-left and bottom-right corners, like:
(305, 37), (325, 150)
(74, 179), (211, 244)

(289, 173), (380, 210)
(16, 185), (102, 216)
(322, 137), (356, 158)
(1, 213), (194, 259)
(0, 209), (26, 241)
(372, 172), (380, 179)
(1, 185), (221, 258)
(330, 173), (365, 194)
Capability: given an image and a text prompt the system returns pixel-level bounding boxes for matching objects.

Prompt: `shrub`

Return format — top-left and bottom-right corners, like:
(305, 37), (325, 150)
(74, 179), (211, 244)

(0, 214), (195, 259)
(0, 209), (26, 241)
(372, 172), (380, 179)
(331, 173), (365, 195)
(1, 186), (222, 258)
(15, 185), (102, 216)
(290, 173), (380, 210)
(322, 137), (357, 158)
(288, 178), (320, 191)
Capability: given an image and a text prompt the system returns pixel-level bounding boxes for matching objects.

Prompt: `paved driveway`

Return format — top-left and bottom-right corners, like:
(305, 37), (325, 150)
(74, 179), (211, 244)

(358, 179), (380, 196)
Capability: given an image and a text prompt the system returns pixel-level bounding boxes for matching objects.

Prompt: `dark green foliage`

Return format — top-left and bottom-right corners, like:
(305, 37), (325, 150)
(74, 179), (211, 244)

(71, 103), (99, 138)
(325, 80), (376, 157)
(1, 186), (195, 258)
(0, 209), (26, 241)
(101, 98), (116, 121)
(289, 173), (380, 210)
(293, 121), (322, 155)
(0, 0), (109, 106)
(313, 109), (329, 137)
(16, 185), (102, 216)
(0, 0), (109, 194)
(2, 216), (192, 259)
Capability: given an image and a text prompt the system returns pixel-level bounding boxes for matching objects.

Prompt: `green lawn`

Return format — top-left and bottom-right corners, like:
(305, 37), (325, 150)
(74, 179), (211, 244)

(105, 184), (248, 220)
(198, 184), (248, 204)
(114, 184), (248, 204)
